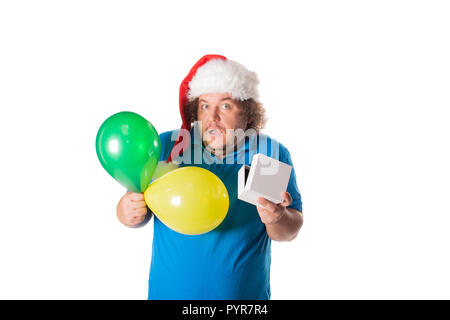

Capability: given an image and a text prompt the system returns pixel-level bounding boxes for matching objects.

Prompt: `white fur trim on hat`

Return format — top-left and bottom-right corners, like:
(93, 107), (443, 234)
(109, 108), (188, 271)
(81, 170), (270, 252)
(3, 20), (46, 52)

(187, 59), (260, 101)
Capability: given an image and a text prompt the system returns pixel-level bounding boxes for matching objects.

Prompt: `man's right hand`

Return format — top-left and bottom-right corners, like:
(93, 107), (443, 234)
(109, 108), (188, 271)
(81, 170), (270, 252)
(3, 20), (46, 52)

(117, 192), (148, 227)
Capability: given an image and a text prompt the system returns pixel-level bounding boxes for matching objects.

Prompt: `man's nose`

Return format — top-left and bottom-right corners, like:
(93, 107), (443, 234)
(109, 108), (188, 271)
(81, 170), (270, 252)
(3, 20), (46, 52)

(207, 106), (221, 121)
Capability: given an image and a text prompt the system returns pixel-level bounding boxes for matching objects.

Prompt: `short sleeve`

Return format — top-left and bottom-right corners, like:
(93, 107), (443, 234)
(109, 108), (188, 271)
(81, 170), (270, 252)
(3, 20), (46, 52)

(158, 130), (178, 161)
(279, 145), (303, 212)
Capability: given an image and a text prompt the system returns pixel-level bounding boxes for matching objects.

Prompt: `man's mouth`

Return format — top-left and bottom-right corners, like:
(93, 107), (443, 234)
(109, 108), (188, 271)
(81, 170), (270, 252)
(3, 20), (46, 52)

(207, 127), (223, 137)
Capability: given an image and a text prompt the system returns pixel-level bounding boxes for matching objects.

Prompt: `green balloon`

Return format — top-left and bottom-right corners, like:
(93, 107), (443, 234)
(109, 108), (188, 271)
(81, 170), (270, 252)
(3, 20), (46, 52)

(96, 111), (161, 192)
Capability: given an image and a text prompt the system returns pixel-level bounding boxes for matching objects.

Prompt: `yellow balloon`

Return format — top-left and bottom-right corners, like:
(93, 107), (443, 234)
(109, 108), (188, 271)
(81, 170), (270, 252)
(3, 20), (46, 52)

(144, 166), (229, 235)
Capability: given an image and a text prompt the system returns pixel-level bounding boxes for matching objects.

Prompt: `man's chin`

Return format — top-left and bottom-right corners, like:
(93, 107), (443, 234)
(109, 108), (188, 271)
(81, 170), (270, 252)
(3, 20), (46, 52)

(204, 142), (225, 151)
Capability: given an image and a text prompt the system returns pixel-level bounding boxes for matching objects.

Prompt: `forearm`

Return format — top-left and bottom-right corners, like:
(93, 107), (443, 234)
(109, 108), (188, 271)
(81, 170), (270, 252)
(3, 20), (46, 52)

(265, 208), (303, 242)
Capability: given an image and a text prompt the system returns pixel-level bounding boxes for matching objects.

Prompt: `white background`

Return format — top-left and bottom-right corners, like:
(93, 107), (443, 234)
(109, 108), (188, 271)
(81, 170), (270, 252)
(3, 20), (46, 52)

(0, 0), (449, 299)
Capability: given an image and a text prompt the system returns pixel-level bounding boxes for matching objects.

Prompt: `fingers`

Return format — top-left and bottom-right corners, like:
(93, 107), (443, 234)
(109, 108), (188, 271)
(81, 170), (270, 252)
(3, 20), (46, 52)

(128, 192), (144, 201)
(129, 200), (146, 208)
(124, 192), (147, 214)
(257, 197), (277, 212)
(280, 192), (293, 207)
(257, 192), (292, 212)
(118, 192), (148, 227)
(126, 211), (147, 227)
(126, 192), (146, 207)
(256, 199), (285, 225)
(131, 207), (147, 217)
(129, 203), (147, 218)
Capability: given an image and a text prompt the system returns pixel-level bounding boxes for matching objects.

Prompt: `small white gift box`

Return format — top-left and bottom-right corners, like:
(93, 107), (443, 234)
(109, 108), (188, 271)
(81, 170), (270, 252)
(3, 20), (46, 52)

(238, 153), (292, 206)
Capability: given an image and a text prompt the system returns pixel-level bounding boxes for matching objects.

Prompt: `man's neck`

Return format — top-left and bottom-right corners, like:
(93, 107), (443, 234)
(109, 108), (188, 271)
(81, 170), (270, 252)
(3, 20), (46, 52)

(201, 135), (245, 160)
(203, 142), (226, 160)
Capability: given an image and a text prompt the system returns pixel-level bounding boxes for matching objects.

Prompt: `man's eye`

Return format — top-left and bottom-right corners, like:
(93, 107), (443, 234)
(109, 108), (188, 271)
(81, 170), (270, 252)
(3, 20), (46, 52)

(221, 103), (231, 109)
(201, 104), (208, 110)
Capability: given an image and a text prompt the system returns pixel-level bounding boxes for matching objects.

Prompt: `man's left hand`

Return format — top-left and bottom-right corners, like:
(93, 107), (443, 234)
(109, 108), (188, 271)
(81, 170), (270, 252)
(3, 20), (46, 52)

(256, 192), (293, 225)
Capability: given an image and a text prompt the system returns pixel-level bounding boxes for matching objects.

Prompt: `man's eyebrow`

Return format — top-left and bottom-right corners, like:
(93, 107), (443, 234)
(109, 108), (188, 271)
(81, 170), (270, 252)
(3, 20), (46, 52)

(199, 97), (233, 103)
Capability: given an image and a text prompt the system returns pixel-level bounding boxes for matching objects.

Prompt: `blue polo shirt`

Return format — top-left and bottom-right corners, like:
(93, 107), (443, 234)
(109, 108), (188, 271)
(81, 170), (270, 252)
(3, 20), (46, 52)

(147, 128), (302, 300)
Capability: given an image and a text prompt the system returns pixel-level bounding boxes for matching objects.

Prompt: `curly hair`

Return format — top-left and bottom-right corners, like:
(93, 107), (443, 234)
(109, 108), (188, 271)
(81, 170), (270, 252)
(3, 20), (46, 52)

(184, 97), (267, 132)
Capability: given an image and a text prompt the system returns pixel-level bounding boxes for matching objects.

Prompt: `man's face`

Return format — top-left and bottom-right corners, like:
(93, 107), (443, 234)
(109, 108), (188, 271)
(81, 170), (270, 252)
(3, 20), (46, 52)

(196, 93), (248, 153)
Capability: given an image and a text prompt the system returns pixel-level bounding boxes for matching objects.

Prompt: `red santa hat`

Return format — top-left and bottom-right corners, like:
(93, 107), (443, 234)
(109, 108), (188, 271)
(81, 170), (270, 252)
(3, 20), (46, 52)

(166, 54), (260, 162)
